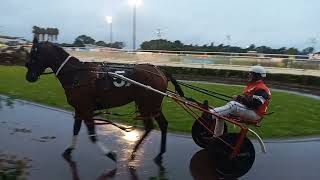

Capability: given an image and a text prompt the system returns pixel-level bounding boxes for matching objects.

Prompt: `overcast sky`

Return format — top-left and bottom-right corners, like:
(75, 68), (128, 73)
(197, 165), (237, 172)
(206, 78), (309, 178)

(1, 0), (319, 50)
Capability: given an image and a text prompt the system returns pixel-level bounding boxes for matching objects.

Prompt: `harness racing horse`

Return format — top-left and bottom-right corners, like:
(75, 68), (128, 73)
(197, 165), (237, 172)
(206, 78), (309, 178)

(25, 38), (184, 163)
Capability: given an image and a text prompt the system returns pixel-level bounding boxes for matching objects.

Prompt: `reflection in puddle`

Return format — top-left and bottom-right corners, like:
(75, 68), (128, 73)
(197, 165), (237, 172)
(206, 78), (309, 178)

(32, 136), (56, 143)
(146, 162), (168, 180)
(98, 125), (146, 166)
(189, 149), (238, 180)
(13, 128), (32, 133)
(62, 152), (168, 180)
(63, 153), (117, 180)
(0, 152), (32, 179)
(122, 130), (141, 142)
(0, 95), (16, 109)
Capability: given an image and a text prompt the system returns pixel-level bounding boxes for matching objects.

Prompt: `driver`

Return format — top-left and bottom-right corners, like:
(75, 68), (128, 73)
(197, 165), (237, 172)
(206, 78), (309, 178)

(211, 65), (271, 136)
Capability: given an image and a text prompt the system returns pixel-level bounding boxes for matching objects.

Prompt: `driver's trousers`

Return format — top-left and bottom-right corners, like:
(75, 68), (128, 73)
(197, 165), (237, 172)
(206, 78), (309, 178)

(210, 101), (260, 136)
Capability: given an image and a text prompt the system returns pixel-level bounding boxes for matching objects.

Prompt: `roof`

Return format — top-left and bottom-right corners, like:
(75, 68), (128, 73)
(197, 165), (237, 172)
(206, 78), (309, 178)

(0, 37), (28, 44)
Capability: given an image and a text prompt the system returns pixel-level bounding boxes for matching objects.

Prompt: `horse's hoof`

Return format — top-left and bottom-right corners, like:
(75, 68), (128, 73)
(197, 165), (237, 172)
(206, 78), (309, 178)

(154, 155), (163, 165)
(129, 153), (136, 161)
(106, 151), (117, 162)
(62, 148), (74, 162)
(63, 148), (74, 156)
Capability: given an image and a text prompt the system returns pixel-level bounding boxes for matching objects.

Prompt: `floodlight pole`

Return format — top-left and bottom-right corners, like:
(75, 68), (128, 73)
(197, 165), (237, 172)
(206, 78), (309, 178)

(132, 4), (136, 51)
(110, 22), (113, 43)
(106, 16), (113, 44)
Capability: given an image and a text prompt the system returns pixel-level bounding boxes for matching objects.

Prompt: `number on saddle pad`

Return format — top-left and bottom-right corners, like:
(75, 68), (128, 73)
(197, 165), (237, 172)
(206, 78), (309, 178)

(112, 70), (131, 87)
(97, 63), (135, 89)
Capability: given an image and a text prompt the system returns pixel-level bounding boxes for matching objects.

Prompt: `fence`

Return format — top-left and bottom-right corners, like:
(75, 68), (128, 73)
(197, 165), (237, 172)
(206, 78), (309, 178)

(66, 48), (320, 70)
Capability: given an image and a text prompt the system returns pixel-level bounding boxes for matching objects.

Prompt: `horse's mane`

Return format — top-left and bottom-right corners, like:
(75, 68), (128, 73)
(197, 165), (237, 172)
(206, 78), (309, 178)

(37, 41), (69, 57)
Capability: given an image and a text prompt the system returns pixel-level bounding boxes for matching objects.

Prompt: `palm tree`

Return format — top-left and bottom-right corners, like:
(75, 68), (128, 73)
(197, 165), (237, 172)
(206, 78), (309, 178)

(46, 28), (50, 41)
(53, 28), (59, 41)
(32, 26), (40, 40)
(32, 26), (60, 42)
(46, 28), (53, 41)
(39, 27), (46, 41)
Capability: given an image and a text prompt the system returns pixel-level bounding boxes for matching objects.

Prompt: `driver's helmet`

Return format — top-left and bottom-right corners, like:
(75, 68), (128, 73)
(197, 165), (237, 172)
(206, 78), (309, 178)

(250, 65), (266, 78)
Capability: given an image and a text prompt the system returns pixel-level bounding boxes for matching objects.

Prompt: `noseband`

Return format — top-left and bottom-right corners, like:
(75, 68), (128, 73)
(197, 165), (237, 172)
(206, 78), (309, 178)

(30, 55), (73, 77)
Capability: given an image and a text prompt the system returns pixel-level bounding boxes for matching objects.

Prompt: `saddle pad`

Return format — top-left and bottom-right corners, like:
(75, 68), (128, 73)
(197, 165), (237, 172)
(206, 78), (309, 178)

(95, 63), (136, 90)
(101, 63), (135, 78)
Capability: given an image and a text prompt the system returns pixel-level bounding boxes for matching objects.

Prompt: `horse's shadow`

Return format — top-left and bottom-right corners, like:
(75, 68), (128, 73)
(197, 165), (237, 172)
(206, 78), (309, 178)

(62, 153), (167, 180)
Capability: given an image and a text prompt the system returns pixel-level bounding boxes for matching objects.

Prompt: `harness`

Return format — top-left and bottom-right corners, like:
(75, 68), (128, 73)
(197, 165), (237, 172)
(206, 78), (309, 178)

(56, 55), (72, 76)
(243, 80), (271, 116)
(95, 63), (136, 89)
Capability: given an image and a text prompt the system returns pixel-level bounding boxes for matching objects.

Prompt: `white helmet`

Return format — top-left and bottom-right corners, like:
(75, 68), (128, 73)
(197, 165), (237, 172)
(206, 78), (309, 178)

(250, 65), (266, 77)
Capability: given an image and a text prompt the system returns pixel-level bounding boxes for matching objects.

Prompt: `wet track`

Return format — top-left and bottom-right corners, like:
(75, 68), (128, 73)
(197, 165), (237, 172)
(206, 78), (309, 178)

(0, 97), (319, 180)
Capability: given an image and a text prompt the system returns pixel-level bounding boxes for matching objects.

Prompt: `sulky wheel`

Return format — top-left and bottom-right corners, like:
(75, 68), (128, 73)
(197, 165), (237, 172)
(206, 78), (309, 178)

(191, 118), (228, 149)
(209, 133), (255, 178)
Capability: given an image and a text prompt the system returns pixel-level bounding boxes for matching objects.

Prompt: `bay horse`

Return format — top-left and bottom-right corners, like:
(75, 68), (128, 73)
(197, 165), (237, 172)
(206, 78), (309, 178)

(25, 37), (184, 163)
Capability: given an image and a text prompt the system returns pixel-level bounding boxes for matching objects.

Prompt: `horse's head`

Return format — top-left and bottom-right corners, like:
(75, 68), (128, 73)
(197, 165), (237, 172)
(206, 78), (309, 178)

(25, 37), (68, 82)
(25, 38), (49, 82)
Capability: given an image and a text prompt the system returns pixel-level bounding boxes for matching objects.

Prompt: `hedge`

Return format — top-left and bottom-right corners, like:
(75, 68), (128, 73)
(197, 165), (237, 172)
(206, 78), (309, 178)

(160, 66), (320, 88)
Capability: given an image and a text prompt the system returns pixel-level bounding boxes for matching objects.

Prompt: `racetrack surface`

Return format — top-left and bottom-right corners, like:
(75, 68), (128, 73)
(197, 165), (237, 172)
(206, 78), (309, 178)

(0, 97), (319, 180)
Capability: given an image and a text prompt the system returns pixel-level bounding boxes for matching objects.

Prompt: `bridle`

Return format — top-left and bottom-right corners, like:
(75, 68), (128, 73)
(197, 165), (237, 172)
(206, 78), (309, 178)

(27, 49), (73, 77)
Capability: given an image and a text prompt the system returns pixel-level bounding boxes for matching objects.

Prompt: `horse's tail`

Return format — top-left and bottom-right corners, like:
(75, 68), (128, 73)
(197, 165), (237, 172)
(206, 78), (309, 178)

(162, 69), (185, 97)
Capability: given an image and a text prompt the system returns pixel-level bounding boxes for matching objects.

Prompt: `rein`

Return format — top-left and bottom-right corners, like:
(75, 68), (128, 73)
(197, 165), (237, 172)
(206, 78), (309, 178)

(177, 81), (232, 102)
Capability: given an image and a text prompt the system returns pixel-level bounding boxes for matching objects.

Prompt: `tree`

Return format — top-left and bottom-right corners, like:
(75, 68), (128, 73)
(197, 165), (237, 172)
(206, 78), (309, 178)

(173, 40), (183, 47)
(32, 26), (59, 42)
(73, 39), (85, 47)
(287, 47), (299, 55)
(277, 47), (287, 54)
(106, 42), (125, 49)
(46, 28), (52, 41)
(246, 44), (256, 51)
(301, 47), (314, 55)
(73, 35), (95, 46)
(139, 39), (308, 55)
(32, 26), (40, 40)
(39, 27), (46, 41)
(75, 35), (95, 44)
(53, 28), (59, 41)
(96, 41), (107, 47)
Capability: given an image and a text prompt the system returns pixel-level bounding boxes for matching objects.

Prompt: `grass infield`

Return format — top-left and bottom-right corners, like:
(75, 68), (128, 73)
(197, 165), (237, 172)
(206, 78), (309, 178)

(1, 65), (319, 138)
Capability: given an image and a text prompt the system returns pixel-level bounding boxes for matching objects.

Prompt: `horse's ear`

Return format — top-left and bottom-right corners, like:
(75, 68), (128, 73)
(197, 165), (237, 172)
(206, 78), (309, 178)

(33, 37), (39, 45)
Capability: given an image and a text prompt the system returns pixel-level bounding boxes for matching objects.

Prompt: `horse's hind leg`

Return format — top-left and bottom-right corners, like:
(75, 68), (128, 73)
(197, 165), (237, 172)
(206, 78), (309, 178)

(63, 112), (82, 156)
(83, 115), (117, 162)
(130, 118), (154, 160)
(154, 112), (168, 164)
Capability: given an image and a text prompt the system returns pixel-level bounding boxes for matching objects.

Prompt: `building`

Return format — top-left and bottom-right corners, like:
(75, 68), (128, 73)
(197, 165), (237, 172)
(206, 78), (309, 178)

(0, 35), (28, 46)
(309, 52), (320, 60)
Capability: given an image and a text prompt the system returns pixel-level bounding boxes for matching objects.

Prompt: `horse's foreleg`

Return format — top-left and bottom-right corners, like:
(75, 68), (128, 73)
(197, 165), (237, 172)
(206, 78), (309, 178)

(64, 116), (82, 156)
(130, 119), (153, 160)
(154, 112), (168, 164)
(84, 119), (117, 162)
